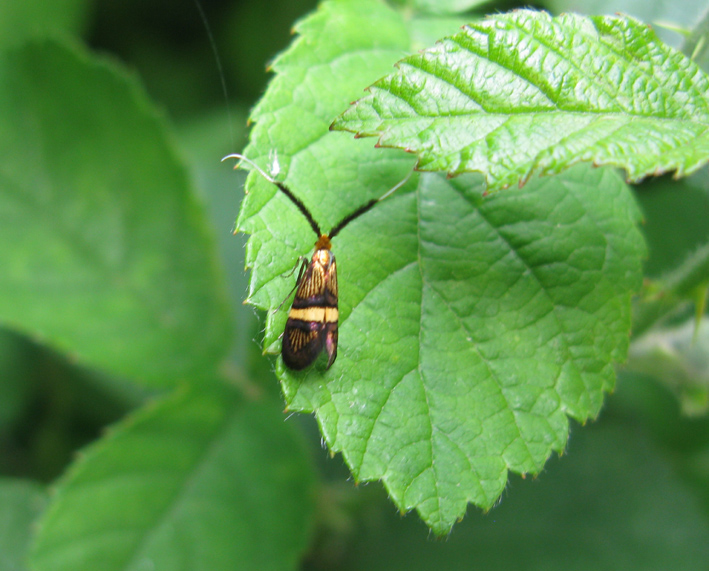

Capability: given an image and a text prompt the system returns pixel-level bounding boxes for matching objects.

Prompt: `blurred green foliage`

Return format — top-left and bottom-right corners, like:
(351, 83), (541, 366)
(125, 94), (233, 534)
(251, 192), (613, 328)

(0, 0), (708, 569)
(88, 0), (317, 118)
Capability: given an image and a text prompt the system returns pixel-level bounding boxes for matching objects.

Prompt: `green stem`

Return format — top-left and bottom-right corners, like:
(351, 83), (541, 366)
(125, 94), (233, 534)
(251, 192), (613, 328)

(681, 5), (709, 60)
(633, 241), (709, 337)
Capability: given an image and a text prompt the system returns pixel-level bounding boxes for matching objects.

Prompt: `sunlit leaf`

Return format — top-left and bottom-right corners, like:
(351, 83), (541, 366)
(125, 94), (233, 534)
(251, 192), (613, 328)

(333, 11), (709, 191)
(236, 0), (645, 534)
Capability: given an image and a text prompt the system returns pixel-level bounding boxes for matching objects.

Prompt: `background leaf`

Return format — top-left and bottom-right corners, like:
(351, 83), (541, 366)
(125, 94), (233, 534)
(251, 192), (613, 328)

(636, 170), (709, 277)
(0, 0), (90, 50)
(0, 40), (232, 387)
(237, 0), (645, 534)
(30, 385), (317, 571)
(0, 479), (47, 571)
(408, 0), (488, 15)
(332, 11), (709, 191)
(546, 0), (707, 49)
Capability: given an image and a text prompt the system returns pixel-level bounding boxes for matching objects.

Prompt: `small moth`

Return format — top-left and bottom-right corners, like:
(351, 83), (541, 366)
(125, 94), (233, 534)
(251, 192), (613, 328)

(281, 234), (338, 369)
(225, 154), (408, 370)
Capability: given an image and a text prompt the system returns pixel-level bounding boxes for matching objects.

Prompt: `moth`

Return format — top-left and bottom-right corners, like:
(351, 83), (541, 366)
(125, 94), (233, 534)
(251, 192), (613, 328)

(225, 154), (408, 370)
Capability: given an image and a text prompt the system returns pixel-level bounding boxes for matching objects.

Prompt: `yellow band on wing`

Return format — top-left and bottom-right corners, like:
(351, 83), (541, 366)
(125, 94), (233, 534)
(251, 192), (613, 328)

(288, 306), (338, 323)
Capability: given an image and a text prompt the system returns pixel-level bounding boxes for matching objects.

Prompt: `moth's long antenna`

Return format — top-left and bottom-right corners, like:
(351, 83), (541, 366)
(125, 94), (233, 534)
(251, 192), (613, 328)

(223, 153), (322, 238)
(328, 170), (412, 239)
(273, 182), (322, 239)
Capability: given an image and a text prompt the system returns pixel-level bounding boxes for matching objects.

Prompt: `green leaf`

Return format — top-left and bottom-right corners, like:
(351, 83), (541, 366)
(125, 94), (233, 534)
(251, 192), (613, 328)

(236, 0), (645, 534)
(332, 11), (709, 191)
(0, 0), (90, 49)
(0, 479), (47, 571)
(0, 40), (232, 387)
(30, 384), (317, 571)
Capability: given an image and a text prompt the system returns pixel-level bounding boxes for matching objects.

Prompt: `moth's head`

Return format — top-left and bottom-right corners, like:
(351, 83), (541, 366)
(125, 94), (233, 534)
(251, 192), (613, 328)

(314, 234), (332, 251)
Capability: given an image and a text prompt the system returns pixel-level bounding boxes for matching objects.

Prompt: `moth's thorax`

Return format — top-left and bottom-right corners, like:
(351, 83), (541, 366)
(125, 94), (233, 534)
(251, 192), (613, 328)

(295, 248), (337, 301)
(314, 248), (334, 269)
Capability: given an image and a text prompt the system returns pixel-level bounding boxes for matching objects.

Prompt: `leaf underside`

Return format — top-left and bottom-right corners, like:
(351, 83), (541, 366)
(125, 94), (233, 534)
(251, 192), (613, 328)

(333, 10), (709, 192)
(237, 1), (646, 534)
